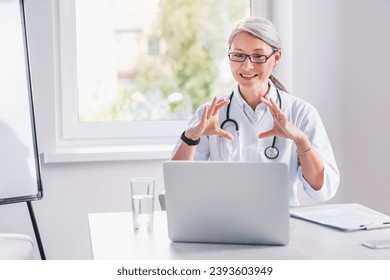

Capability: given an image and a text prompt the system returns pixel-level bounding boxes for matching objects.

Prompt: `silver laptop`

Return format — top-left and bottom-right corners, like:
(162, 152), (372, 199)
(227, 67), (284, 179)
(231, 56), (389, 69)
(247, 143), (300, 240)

(163, 161), (289, 245)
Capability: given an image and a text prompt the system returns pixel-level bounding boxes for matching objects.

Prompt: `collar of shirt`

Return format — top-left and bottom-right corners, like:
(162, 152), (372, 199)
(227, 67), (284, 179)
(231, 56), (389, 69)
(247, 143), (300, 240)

(232, 81), (278, 125)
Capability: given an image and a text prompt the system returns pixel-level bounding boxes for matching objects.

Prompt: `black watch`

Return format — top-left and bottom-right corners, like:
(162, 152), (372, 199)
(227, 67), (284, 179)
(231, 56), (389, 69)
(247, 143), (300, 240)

(181, 131), (200, 146)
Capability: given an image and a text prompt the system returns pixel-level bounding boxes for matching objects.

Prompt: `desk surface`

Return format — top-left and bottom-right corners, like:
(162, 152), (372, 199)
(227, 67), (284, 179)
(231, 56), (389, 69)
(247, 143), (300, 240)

(88, 207), (390, 260)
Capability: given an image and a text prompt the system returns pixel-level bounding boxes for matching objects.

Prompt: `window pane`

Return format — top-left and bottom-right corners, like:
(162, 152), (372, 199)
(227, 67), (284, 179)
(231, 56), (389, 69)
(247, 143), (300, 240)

(75, 0), (250, 122)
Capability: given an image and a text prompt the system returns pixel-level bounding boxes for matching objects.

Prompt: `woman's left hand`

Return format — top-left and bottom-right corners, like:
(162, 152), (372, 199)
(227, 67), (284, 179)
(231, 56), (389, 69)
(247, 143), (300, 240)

(258, 95), (303, 142)
(259, 95), (323, 191)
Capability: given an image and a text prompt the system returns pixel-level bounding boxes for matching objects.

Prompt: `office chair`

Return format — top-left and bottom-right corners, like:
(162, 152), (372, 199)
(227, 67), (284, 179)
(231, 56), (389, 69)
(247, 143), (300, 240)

(0, 233), (34, 260)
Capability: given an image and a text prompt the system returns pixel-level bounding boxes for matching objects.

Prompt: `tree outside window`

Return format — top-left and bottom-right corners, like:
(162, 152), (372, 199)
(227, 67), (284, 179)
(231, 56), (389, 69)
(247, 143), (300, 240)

(76, 0), (250, 122)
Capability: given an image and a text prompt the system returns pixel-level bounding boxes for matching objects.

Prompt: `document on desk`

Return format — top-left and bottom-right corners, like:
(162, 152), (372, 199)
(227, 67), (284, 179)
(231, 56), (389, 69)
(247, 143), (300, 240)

(290, 203), (390, 231)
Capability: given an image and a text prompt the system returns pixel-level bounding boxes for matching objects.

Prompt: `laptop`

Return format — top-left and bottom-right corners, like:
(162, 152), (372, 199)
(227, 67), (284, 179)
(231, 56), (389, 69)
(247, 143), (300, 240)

(163, 161), (290, 245)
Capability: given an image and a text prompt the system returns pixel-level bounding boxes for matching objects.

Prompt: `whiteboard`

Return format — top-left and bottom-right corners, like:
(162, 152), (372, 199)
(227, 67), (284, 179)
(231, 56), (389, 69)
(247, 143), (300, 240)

(0, 0), (42, 204)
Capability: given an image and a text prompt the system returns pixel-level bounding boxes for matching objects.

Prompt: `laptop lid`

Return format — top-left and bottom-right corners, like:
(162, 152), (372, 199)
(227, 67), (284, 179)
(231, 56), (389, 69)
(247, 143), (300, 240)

(163, 161), (289, 245)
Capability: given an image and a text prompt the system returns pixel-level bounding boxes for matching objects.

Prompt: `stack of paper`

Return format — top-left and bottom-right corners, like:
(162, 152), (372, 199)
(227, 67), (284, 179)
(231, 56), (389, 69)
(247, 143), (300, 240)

(290, 203), (390, 231)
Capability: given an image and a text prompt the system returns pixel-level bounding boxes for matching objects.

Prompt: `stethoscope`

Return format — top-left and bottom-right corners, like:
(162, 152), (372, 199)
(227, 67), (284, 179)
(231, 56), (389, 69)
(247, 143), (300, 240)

(220, 86), (282, 160)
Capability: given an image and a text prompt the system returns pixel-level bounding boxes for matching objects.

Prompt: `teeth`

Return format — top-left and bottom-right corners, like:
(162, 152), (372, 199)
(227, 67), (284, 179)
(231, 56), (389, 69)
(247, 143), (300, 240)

(241, 74), (256, 78)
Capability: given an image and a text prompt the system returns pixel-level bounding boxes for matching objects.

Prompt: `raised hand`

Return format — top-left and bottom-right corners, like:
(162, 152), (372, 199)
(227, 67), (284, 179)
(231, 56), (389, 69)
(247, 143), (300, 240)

(185, 96), (234, 141)
(258, 94), (303, 142)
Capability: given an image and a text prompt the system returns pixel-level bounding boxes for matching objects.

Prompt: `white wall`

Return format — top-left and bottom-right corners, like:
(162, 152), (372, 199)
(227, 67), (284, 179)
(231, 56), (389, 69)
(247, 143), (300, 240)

(293, 0), (390, 212)
(293, 0), (345, 204)
(340, 0), (390, 212)
(1, 0), (390, 259)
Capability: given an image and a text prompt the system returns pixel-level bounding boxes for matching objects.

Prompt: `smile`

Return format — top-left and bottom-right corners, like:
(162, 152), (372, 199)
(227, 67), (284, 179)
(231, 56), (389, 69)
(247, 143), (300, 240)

(240, 73), (257, 78)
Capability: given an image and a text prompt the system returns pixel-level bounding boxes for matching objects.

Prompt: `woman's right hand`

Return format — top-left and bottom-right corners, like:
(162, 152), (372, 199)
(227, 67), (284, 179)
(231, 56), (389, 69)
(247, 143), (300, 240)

(185, 96), (234, 141)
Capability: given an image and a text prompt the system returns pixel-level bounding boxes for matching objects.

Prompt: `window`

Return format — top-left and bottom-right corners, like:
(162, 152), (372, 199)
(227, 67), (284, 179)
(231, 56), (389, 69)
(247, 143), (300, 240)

(57, 0), (250, 146)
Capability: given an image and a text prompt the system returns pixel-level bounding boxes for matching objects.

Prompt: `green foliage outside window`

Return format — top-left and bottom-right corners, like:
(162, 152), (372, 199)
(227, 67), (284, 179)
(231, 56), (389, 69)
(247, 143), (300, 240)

(108, 0), (249, 121)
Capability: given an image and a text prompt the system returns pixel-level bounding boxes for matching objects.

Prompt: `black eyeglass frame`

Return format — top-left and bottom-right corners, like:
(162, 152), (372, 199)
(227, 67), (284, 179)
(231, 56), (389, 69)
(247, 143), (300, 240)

(228, 48), (279, 64)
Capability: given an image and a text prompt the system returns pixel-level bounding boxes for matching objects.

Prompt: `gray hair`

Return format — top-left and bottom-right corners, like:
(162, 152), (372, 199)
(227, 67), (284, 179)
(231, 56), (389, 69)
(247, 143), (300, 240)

(228, 16), (281, 49)
(228, 16), (288, 92)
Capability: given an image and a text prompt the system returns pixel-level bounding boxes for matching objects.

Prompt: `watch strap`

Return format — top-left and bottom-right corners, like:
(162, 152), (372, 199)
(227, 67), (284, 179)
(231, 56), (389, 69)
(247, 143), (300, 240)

(180, 131), (200, 146)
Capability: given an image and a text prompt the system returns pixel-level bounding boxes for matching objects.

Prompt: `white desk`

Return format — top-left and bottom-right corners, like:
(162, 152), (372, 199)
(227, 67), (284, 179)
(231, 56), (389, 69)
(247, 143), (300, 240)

(88, 208), (390, 260)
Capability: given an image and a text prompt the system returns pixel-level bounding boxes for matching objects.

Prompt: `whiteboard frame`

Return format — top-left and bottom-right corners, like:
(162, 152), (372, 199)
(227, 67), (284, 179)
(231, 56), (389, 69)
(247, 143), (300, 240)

(0, 0), (43, 205)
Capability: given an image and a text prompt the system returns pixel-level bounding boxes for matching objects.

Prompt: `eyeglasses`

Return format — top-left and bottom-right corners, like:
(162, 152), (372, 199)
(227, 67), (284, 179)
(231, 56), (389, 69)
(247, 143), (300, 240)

(228, 48), (278, 64)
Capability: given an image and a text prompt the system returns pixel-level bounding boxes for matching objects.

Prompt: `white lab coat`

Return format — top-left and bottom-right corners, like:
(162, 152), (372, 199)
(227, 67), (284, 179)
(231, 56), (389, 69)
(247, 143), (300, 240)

(174, 82), (340, 206)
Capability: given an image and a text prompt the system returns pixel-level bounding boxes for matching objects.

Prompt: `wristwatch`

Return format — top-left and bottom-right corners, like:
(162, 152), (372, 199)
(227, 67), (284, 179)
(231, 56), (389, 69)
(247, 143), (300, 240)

(180, 131), (200, 146)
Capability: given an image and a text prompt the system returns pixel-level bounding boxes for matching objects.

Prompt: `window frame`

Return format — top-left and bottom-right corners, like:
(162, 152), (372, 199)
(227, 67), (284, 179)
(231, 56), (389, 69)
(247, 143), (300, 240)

(55, 0), (255, 147)
(56, 0), (189, 146)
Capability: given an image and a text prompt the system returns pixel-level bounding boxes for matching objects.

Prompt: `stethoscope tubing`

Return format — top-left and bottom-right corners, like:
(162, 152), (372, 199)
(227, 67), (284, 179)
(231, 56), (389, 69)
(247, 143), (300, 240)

(219, 93), (239, 135)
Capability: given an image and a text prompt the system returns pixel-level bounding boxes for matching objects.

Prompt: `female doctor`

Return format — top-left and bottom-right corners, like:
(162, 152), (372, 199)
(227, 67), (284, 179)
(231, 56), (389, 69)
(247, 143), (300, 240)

(172, 16), (339, 206)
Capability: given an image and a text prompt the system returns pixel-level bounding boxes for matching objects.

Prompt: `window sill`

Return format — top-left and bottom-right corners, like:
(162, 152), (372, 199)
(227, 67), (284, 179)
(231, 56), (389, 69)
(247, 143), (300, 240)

(43, 144), (174, 163)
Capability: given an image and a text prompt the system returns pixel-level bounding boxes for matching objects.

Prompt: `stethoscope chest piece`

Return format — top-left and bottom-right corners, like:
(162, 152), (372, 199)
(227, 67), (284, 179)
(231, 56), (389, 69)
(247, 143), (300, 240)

(265, 146), (279, 160)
